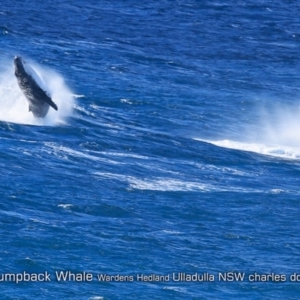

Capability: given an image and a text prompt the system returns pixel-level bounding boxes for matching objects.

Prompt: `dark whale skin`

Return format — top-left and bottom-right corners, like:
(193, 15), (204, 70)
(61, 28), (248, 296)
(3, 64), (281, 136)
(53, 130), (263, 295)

(14, 56), (58, 118)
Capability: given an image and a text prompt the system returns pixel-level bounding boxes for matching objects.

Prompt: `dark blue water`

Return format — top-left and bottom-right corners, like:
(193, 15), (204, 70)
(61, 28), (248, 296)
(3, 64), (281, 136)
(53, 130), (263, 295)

(1, 1), (300, 299)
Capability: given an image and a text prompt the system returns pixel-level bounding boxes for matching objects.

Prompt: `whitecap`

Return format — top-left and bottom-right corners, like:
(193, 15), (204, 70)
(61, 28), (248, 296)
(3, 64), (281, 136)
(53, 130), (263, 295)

(195, 138), (300, 160)
(128, 177), (209, 192)
(58, 204), (73, 209)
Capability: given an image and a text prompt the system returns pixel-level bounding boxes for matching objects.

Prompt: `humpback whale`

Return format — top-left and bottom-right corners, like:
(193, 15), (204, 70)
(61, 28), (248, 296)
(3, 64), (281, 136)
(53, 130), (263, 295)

(14, 56), (58, 118)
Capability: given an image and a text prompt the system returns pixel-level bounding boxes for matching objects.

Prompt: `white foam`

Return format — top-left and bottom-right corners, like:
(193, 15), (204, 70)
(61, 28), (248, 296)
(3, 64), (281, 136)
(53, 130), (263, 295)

(73, 94), (85, 98)
(101, 151), (149, 160)
(58, 204), (73, 209)
(128, 177), (209, 192)
(94, 172), (210, 192)
(0, 58), (75, 126)
(196, 138), (300, 159)
(29, 218), (49, 224)
(43, 143), (122, 165)
(74, 103), (95, 116)
(161, 230), (182, 234)
(163, 286), (187, 293)
(120, 98), (133, 104)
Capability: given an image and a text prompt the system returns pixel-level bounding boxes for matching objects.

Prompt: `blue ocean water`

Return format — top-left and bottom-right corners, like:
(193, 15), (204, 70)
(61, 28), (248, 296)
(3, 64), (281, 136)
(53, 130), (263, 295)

(0, 0), (300, 299)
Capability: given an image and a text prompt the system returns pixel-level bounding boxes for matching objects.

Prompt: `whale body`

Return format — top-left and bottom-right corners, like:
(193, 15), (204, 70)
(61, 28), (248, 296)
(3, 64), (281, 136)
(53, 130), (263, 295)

(14, 56), (58, 118)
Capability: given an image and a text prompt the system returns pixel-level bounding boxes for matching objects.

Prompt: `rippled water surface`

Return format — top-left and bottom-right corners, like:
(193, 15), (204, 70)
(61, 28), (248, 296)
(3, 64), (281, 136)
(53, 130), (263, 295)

(0, 1), (300, 299)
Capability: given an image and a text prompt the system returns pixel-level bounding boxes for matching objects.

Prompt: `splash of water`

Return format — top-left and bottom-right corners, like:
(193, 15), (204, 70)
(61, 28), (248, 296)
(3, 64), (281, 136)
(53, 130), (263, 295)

(196, 139), (300, 160)
(195, 102), (300, 160)
(0, 58), (75, 126)
(261, 104), (300, 148)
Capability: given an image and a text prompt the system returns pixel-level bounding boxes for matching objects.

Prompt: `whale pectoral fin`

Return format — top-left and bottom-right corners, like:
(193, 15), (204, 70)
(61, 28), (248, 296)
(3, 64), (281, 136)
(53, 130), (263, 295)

(44, 97), (58, 110)
(47, 98), (58, 111)
(39, 92), (58, 111)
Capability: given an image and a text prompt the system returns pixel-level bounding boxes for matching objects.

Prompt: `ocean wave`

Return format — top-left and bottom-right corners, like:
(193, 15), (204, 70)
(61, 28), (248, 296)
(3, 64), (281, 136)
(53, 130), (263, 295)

(196, 138), (300, 160)
(93, 172), (263, 193)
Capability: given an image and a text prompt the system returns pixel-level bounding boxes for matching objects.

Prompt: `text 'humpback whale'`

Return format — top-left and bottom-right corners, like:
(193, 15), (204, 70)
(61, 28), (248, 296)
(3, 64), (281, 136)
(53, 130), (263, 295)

(14, 56), (58, 118)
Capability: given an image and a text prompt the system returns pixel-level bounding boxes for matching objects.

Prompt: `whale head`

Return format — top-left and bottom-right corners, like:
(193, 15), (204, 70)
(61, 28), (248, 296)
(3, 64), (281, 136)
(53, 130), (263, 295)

(14, 56), (26, 76)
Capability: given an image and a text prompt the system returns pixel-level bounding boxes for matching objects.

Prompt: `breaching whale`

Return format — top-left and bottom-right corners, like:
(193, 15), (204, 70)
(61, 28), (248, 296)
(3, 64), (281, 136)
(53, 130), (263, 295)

(14, 56), (58, 118)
